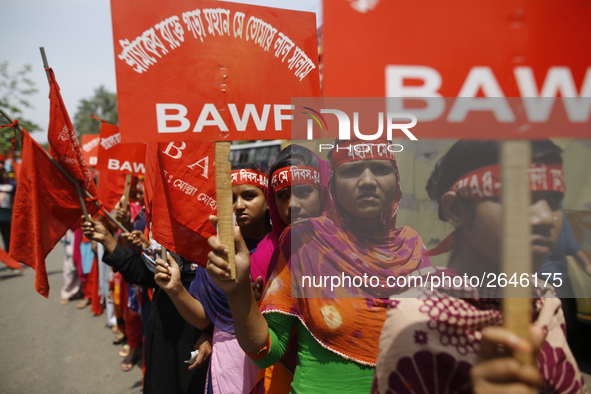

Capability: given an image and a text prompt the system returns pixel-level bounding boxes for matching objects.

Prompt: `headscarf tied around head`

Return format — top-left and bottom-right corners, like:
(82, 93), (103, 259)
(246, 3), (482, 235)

(252, 145), (332, 287)
(329, 139), (403, 229)
(259, 138), (431, 366)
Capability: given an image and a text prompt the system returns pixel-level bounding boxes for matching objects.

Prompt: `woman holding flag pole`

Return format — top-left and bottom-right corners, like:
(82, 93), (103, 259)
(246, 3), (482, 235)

(204, 137), (431, 393)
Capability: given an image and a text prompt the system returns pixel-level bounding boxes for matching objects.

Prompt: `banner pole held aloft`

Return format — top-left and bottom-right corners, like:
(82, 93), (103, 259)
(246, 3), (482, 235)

(501, 140), (533, 366)
(215, 141), (236, 280)
(122, 173), (132, 212)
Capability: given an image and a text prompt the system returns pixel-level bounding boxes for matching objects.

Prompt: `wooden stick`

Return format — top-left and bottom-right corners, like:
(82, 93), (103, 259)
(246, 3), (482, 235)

(0, 109), (129, 235)
(74, 178), (90, 222)
(215, 141), (236, 280)
(161, 246), (167, 261)
(122, 173), (132, 212)
(501, 140), (533, 366)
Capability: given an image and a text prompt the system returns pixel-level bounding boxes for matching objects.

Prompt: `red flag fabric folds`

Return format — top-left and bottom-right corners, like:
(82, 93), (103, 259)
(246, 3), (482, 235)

(46, 68), (99, 201)
(10, 130), (99, 297)
(145, 142), (217, 267)
(97, 171), (128, 213)
(0, 247), (22, 270)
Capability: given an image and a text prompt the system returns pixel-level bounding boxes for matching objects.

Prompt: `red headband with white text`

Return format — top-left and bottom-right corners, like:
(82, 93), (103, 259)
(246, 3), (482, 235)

(426, 161), (565, 257)
(231, 169), (268, 193)
(451, 162), (565, 200)
(331, 141), (398, 169)
(271, 165), (321, 193)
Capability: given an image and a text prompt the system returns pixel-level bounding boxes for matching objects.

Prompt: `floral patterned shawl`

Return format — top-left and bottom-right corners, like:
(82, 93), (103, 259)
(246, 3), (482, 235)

(373, 266), (588, 394)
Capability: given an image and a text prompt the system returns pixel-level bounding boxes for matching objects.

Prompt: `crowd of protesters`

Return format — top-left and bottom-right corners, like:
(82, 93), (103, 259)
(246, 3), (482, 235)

(40, 140), (589, 393)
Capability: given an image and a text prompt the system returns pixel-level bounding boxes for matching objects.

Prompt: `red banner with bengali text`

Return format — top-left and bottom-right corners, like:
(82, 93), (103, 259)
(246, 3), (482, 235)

(145, 141), (217, 266)
(96, 122), (146, 175)
(111, 0), (320, 142)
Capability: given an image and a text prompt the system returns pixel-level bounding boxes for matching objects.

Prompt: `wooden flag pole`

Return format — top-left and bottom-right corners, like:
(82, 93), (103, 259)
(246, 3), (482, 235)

(215, 141), (236, 280)
(122, 173), (132, 212)
(0, 109), (129, 235)
(161, 246), (167, 261)
(39, 47), (90, 223)
(501, 140), (533, 366)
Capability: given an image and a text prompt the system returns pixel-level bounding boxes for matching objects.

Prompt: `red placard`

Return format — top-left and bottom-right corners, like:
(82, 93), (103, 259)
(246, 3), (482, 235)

(321, 0), (591, 139)
(145, 142), (217, 266)
(111, 0), (320, 142)
(96, 122), (146, 175)
(81, 135), (99, 166)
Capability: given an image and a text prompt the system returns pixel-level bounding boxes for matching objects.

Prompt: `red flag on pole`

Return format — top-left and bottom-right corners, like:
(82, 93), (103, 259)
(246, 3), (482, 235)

(145, 142), (217, 266)
(9, 130), (99, 297)
(46, 68), (99, 200)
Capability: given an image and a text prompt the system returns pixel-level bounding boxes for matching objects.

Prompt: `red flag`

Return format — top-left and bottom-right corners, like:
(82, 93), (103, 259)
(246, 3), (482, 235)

(46, 68), (99, 201)
(145, 142), (217, 266)
(9, 130), (99, 297)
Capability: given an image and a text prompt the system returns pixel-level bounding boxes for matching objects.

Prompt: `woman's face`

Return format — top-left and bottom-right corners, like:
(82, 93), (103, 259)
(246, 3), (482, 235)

(274, 185), (322, 225)
(232, 184), (268, 229)
(460, 191), (563, 271)
(333, 160), (398, 219)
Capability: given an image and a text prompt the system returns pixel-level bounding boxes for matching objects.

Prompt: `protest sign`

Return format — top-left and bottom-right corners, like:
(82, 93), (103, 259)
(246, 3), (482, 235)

(321, 0), (591, 139)
(111, 0), (321, 277)
(111, 0), (320, 143)
(96, 122), (146, 175)
(322, 0), (591, 361)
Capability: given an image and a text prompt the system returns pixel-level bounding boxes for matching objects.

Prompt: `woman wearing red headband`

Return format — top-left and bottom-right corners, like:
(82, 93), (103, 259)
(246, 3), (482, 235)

(373, 141), (587, 394)
(206, 138), (431, 393)
(155, 163), (271, 394)
(251, 144), (332, 393)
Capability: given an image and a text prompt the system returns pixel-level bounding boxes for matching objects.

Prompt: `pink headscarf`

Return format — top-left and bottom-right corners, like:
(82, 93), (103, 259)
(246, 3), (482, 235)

(249, 145), (332, 287)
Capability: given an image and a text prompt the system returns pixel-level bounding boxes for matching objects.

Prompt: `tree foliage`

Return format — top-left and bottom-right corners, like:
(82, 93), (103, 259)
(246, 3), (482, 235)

(73, 85), (118, 135)
(0, 61), (41, 152)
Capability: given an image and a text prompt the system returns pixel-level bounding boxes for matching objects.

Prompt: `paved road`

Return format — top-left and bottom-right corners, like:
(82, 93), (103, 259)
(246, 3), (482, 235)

(1, 243), (590, 393)
(0, 244), (143, 394)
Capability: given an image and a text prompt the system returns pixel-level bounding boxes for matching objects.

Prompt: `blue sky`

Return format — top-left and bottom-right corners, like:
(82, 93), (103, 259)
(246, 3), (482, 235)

(1, 0), (322, 143)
